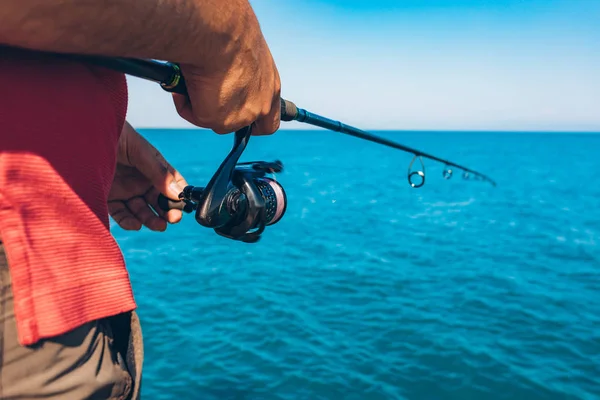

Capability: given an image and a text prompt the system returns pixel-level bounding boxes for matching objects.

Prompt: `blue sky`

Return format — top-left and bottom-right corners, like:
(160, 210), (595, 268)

(126, 0), (600, 131)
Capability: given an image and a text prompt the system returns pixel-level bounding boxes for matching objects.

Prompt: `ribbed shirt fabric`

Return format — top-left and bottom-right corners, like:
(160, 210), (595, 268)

(0, 48), (136, 346)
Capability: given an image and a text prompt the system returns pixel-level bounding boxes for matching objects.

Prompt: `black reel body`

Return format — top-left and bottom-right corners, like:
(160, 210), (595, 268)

(158, 126), (287, 243)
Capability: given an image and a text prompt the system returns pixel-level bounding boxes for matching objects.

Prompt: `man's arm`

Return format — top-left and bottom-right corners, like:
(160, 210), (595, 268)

(1, 0), (282, 135)
(0, 0), (257, 69)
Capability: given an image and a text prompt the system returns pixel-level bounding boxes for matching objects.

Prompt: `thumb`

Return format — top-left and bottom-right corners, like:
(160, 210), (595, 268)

(127, 130), (188, 200)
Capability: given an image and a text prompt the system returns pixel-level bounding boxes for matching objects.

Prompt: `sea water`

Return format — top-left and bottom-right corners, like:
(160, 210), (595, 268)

(111, 130), (600, 400)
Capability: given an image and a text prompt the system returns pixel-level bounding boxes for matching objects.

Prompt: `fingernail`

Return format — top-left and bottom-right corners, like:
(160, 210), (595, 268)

(169, 181), (184, 197)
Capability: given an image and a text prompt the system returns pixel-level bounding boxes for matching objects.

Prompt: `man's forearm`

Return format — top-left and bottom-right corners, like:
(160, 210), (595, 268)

(0, 0), (259, 67)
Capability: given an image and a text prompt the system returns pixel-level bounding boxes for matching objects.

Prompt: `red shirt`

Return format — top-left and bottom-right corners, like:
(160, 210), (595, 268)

(0, 48), (136, 346)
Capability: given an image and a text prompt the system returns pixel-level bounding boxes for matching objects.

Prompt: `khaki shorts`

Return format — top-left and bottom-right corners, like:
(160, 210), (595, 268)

(0, 244), (144, 399)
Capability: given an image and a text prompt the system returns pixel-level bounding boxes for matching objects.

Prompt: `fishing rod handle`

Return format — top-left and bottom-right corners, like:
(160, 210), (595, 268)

(161, 65), (188, 96)
(280, 99), (298, 121)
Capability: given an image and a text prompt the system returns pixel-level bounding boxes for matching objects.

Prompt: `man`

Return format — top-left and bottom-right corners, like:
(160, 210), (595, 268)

(0, 1), (281, 398)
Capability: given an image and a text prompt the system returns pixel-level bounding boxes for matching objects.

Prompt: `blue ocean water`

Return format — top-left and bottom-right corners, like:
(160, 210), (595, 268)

(111, 129), (600, 400)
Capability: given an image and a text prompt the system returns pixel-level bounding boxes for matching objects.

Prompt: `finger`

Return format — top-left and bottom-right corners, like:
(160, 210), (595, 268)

(108, 201), (142, 231)
(172, 93), (232, 133)
(144, 187), (166, 218)
(128, 129), (189, 200)
(166, 170), (188, 223)
(145, 187), (183, 225)
(172, 169), (188, 191)
(253, 100), (281, 136)
(126, 196), (167, 232)
(172, 93), (198, 127)
(253, 85), (281, 136)
(173, 91), (256, 135)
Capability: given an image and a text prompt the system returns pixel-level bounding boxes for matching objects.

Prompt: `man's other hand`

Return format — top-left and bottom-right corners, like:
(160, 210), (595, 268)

(108, 121), (188, 231)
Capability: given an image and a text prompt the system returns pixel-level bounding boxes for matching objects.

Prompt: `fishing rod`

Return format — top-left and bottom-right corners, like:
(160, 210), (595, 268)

(76, 56), (496, 187)
(66, 54), (496, 242)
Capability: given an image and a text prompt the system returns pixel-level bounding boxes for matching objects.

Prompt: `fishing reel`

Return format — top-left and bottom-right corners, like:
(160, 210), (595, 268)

(157, 126), (287, 243)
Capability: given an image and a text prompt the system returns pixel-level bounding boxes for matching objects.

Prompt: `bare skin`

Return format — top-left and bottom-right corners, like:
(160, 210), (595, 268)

(0, 0), (281, 135)
(108, 122), (189, 231)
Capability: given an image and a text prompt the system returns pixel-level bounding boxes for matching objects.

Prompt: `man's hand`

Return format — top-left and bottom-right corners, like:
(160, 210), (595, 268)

(173, 19), (282, 136)
(108, 121), (188, 232)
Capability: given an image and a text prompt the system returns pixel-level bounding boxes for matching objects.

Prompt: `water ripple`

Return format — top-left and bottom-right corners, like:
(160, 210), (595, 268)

(113, 130), (600, 400)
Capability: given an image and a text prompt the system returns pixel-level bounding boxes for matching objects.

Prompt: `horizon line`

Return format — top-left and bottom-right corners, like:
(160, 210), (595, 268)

(135, 127), (600, 134)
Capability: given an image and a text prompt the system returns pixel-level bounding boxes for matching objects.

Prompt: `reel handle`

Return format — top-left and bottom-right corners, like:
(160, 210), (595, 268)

(157, 194), (195, 213)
